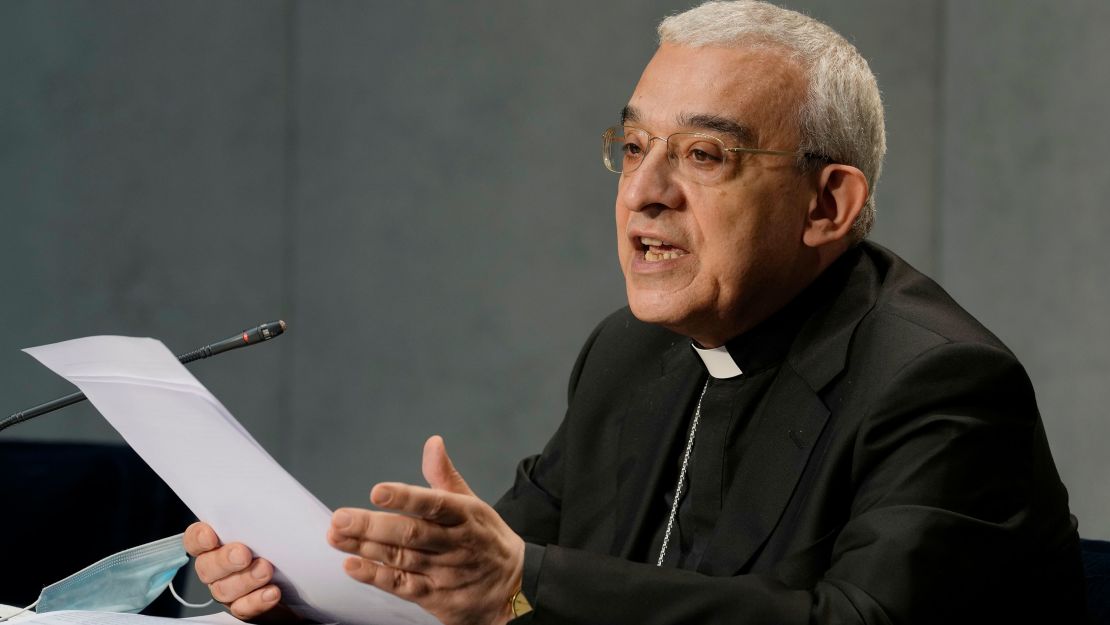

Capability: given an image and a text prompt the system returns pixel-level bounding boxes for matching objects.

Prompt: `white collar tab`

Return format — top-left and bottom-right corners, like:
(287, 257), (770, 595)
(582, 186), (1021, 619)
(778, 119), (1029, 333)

(691, 344), (743, 379)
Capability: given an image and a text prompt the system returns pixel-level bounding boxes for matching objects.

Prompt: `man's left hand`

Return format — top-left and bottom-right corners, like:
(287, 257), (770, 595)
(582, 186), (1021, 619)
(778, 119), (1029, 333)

(327, 435), (525, 625)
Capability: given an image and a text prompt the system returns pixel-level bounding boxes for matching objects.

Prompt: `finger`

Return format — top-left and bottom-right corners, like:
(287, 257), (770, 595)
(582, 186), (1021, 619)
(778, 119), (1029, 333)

(227, 584), (282, 621)
(209, 558), (274, 604)
(194, 542), (255, 585)
(330, 508), (452, 552)
(341, 535), (478, 573)
(422, 435), (475, 496)
(184, 521), (219, 557)
(342, 557), (432, 602)
(353, 540), (434, 572)
(370, 483), (468, 525)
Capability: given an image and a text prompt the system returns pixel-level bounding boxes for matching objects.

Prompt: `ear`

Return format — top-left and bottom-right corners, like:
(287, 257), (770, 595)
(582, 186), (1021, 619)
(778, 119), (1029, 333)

(802, 164), (869, 248)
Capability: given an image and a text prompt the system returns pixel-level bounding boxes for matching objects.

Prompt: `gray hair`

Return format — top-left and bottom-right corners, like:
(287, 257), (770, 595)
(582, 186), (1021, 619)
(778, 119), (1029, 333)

(658, 1), (886, 241)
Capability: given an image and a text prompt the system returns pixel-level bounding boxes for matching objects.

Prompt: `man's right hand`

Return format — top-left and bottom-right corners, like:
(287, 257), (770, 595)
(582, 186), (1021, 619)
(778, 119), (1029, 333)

(184, 521), (285, 621)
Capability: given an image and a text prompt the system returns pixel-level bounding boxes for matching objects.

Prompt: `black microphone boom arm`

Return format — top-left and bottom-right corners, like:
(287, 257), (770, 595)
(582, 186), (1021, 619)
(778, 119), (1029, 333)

(0, 320), (286, 433)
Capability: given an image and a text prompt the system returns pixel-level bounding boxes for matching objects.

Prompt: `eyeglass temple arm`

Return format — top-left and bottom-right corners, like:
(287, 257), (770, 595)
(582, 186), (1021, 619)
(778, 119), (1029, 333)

(723, 146), (796, 157)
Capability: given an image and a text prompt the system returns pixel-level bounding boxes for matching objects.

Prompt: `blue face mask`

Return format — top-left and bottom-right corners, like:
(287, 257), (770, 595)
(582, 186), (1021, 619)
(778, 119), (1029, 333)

(35, 533), (190, 614)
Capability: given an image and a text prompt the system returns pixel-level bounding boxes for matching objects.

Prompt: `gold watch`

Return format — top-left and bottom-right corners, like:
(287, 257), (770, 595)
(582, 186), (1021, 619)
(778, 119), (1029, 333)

(510, 585), (534, 618)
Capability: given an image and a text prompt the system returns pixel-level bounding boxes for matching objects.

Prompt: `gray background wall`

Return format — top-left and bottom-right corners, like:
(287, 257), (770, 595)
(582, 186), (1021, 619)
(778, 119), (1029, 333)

(1, 0), (1106, 577)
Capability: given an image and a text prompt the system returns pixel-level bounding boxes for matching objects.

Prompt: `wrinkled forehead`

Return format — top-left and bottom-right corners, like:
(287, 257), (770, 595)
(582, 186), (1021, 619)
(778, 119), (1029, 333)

(625, 43), (805, 145)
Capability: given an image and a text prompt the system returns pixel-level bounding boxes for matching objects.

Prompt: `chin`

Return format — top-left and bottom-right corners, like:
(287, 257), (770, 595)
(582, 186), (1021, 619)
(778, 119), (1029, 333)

(626, 291), (692, 332)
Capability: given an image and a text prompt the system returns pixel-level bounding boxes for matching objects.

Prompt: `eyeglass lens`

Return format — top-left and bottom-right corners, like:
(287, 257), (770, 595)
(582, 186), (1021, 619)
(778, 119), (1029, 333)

(604, 127), (731, 183)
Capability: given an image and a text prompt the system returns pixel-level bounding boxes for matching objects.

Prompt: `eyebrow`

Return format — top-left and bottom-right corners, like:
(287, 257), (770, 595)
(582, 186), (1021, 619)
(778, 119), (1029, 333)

(620, 105), (755, 145)
(677, 113), (755, 145)
(620, 105), (639, 125)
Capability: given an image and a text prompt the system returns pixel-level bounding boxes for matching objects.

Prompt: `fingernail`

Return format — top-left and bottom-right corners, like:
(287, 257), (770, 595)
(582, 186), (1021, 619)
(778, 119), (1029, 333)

(229, 547), (248, 566)
(252, 562), (268, 580)
(334, 510), (352, 528)
(262, 588), (278, 602)
(373, 487), (392, 505)
(202, 529), (217, 550)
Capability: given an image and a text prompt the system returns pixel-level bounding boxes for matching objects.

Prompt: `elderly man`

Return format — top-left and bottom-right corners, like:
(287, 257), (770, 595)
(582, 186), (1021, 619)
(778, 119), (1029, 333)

(186, 2), (1085, 623)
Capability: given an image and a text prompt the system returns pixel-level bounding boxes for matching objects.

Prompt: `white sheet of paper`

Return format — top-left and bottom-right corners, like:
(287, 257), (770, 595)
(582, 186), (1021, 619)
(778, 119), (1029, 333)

(181, 613), (270, 625)
(24, 337), (440, 625)
(1, 610), (242, 625)
(1, 611), (179, 625)
(0, 607), (327, 625)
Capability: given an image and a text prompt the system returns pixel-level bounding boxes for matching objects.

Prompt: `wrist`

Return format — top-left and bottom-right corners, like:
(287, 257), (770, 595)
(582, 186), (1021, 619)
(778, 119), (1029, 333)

(505, 537), (530, 621)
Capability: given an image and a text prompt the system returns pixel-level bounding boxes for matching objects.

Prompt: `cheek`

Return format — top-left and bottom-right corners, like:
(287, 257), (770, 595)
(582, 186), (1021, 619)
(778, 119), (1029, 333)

(614, 204), (626, 254)
(692, 200), (769, 289)
(616, 236), (633, 265)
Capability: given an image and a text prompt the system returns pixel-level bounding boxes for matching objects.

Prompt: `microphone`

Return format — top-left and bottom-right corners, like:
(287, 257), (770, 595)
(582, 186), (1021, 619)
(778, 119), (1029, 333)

(0, 320), (287, 433)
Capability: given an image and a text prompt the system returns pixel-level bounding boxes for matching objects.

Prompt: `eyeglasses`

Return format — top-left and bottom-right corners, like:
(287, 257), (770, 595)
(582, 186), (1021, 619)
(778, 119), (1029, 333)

(602, 126), (796, 184)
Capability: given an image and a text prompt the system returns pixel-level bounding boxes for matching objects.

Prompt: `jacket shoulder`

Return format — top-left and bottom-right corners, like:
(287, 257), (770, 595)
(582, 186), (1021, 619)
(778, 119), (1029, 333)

(853, 242), (1018, 369)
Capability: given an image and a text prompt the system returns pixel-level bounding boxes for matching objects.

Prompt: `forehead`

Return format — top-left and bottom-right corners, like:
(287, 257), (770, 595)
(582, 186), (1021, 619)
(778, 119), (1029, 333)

(626, 43), (805, 143)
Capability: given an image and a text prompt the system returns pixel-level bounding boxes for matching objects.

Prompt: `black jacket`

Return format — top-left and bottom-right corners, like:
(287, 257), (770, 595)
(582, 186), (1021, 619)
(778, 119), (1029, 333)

(496, 242), (1085, 624)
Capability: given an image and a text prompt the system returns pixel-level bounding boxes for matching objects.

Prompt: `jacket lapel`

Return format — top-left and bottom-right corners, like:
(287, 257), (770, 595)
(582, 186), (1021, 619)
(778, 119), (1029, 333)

(697, 245), (882, 575)
(613, 340), (705, 559)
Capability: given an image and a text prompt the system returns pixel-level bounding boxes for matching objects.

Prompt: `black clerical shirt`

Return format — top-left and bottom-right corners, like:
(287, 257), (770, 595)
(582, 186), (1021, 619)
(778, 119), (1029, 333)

(640, 287), (815, 570)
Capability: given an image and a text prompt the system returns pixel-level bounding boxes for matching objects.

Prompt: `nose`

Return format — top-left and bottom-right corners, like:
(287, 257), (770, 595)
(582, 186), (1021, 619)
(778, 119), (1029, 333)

(618, 140), (684, 213)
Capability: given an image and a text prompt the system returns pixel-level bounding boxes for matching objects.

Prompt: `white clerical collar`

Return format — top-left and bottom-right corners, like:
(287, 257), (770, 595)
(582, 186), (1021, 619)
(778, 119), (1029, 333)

(691, 343), (743, 379)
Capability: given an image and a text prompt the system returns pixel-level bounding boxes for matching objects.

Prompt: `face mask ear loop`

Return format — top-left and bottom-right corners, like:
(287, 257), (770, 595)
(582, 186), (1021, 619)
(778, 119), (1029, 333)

(169, 580), (213, 609)
(0, 600), (39, 622)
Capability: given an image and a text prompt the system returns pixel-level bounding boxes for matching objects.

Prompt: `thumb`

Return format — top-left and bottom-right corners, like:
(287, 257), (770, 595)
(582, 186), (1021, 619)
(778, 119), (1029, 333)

(422, 435), (475, 496)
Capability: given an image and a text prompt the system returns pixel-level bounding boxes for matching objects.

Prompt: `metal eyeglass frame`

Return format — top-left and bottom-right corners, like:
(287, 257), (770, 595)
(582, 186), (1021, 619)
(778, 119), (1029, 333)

(601, 125), (797, 181)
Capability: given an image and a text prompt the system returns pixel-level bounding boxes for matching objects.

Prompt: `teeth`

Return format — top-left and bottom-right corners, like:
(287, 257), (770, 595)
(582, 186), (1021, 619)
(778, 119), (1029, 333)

(644, 250), (685, 262)
(640, 236), (664, 246)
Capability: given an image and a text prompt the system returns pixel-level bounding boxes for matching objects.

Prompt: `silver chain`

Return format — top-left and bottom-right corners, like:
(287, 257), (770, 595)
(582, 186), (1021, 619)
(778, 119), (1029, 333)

(656, 379), (711, 567)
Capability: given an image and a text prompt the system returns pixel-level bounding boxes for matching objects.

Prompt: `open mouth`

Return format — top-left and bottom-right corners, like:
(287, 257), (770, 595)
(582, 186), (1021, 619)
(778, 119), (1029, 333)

(638, 236), (689, 262)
